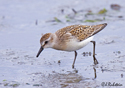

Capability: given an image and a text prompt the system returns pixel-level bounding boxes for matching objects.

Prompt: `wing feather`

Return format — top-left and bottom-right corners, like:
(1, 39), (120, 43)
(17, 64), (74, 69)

(55, 23), (107, 41)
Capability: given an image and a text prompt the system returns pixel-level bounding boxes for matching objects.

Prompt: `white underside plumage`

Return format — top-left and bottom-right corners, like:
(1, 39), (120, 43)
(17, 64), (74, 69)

(65, 36), (94, 51)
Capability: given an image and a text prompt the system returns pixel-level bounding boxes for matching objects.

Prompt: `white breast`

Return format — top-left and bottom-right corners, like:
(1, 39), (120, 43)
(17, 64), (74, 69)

(65, 36), (94, 51)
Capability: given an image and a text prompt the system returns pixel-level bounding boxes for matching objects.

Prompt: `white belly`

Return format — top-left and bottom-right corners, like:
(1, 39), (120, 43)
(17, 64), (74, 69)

(65, 36), (94, 51)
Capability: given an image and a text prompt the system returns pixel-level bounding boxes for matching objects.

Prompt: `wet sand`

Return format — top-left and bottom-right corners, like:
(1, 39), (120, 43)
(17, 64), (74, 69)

(0, 0), (125, 88)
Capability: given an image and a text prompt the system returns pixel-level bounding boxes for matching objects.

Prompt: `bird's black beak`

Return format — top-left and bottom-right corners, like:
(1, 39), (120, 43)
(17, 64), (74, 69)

(36, 46), (44, 57)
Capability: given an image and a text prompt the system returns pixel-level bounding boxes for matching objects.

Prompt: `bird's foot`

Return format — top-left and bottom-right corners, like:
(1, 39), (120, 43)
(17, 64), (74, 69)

(93, 55), (99, 65)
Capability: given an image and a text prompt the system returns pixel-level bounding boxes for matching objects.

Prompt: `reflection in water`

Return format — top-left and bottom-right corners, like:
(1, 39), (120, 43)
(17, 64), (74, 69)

(73, 66), (97, 79)
(37, 70), (98, 88)
(29, 62), (98, 87)
(72, 55), (97, 79)
(29, 56), (98, 87)
(93, 67), (97, 79)
(29, 66), (98, 87)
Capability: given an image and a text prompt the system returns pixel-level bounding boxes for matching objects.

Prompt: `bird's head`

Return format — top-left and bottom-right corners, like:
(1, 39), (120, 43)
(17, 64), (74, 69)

(36, 33), (54, 57)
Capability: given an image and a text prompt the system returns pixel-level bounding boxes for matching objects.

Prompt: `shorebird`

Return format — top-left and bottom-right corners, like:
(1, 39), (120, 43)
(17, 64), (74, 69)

(36, 23), (107, 68)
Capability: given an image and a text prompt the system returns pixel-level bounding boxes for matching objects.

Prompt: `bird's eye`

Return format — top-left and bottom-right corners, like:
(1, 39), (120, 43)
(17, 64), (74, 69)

(45, 41), (48, 44)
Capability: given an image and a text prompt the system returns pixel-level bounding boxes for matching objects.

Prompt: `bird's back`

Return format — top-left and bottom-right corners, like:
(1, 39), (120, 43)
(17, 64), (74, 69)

(55, 23), (107, 42)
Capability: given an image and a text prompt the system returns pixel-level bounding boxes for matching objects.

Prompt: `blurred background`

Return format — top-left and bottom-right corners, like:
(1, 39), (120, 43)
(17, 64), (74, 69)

(0, 0), (125, 88)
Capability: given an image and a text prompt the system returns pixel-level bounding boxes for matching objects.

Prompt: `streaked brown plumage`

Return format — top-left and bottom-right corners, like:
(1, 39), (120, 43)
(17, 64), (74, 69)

(36, 23), (107, 68)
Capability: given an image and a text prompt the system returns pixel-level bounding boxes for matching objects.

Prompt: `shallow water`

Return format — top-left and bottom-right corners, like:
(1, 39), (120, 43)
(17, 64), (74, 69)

(0, 0), (125, 88)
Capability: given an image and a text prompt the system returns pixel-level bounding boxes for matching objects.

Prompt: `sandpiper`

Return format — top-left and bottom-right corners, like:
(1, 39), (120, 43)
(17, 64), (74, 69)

(36, 23), (107, 68)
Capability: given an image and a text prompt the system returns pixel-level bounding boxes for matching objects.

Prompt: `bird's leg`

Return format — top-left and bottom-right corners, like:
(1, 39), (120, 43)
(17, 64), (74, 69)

(91, 41), (96, 56)
(91, 41), (98, 64)
(93, 55), (98, 65)
(72, 51), (77, 68)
